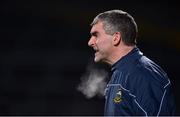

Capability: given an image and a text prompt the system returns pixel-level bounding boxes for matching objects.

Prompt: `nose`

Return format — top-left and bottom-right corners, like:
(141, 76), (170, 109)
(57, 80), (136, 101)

(88, 37), (95, 47)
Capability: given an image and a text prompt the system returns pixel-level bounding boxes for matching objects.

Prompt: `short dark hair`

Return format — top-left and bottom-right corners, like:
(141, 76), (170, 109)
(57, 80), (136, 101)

(91, 10), (138, 46)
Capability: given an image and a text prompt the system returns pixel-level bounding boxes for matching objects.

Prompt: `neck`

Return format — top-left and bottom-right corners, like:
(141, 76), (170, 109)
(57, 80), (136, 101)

(109, 45), (136, 66)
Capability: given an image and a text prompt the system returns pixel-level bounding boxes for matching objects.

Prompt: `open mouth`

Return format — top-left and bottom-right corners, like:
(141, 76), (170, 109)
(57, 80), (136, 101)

(93, 47), (99, 56)
(95, 50), (99, 56)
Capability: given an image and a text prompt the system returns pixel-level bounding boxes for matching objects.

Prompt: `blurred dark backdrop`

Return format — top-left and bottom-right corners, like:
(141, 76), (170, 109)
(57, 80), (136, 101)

(0, 0), (179, 115)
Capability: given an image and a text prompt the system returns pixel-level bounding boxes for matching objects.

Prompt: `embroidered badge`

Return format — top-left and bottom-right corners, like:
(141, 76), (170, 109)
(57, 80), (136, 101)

(113, 89), (122, 103)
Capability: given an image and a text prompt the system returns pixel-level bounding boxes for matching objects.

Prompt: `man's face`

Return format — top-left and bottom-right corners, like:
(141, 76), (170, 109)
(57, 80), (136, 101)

(88, 21), (114, 64)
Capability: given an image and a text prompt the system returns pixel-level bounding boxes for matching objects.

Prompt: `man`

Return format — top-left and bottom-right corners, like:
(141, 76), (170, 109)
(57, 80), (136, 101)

(88, 10), (176, 116)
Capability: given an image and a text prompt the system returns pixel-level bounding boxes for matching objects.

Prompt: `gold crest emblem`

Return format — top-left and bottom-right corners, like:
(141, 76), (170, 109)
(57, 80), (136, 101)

(113, 89), (122, 103)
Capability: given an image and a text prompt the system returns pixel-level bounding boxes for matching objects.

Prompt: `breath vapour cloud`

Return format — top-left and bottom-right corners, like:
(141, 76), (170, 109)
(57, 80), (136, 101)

(77, 64), (108, 99)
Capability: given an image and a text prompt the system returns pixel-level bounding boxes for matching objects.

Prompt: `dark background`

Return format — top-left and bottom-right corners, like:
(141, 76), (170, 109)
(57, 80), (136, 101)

(0, 0), (179, 115)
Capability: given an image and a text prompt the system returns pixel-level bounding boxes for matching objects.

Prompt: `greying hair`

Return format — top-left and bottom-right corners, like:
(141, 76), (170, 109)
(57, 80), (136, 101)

(91, 10), (138, 45)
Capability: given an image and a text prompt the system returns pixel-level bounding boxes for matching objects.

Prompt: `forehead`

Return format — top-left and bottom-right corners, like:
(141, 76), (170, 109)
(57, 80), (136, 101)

(90, 21), (105, 33)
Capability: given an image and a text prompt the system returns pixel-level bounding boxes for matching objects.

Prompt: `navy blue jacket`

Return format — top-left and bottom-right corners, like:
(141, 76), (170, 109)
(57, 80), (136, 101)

(104, 47), (176, 116)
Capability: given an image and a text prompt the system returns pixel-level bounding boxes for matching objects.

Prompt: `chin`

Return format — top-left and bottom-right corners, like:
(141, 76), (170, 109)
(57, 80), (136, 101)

(94, 57), (101, 63)
(95, 58), (106, 64)
(94, 58), (100, 63)
(94, 57), (110, 65)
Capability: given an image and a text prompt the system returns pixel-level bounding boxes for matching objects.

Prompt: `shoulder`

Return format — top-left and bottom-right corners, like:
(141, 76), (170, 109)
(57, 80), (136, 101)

(136, 56), (169, 84)
(111, 54), (170, 91)
(125, 55), (170, 91)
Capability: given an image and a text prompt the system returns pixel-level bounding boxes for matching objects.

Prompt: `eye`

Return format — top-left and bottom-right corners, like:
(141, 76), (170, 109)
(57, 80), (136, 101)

(91, 31), (98, 38)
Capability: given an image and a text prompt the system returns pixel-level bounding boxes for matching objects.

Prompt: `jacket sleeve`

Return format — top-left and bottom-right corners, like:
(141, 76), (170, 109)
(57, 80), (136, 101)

(127, 71), (176, 116)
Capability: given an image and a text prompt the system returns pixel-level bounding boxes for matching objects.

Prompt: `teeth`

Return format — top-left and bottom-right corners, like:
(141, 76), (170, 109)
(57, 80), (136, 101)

(93, 47), (98, 51)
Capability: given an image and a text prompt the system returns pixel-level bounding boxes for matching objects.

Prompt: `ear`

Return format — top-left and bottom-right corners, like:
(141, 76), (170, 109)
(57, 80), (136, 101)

(112, 32), (121, 46)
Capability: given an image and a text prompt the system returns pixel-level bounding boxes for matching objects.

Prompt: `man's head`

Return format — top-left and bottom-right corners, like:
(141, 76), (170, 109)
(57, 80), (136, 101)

(88, 10), (138, 65)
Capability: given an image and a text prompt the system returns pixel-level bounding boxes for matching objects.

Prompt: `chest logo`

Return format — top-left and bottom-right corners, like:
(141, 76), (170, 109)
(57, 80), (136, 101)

(113, 89), (122, 103)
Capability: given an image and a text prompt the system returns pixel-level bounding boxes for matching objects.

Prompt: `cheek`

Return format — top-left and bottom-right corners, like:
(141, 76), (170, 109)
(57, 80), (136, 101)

(99, 41), (112, 53)
(96, 36), (112, 50)
(102, 39), (112, 48)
